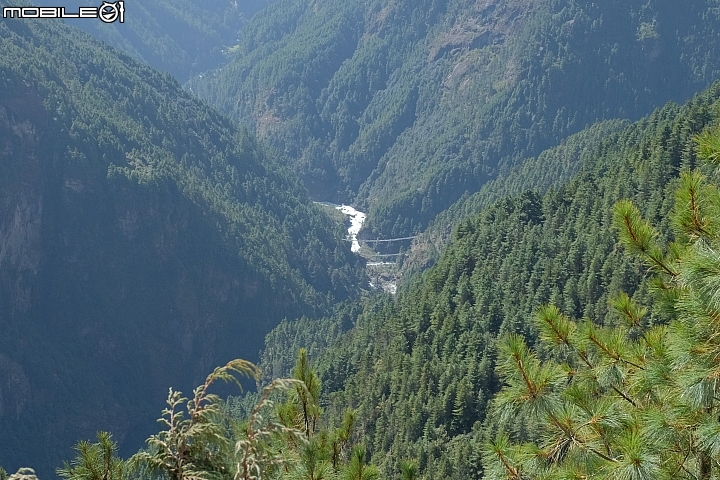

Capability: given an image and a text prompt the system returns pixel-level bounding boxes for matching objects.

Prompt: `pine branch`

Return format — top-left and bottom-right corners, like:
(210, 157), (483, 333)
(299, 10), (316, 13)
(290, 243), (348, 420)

(614, 199), (678, 277)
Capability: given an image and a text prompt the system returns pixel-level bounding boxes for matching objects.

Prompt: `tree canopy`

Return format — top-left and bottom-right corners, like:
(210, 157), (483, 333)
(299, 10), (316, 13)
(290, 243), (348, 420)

(0, 8), (364, 475)
(485, 120), (720, 480)
(193, 0), (720, 240)
(255, 82), (720, 478)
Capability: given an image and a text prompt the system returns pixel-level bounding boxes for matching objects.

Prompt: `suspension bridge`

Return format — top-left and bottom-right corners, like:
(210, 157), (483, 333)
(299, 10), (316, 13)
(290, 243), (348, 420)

(343, 235), (418, 244)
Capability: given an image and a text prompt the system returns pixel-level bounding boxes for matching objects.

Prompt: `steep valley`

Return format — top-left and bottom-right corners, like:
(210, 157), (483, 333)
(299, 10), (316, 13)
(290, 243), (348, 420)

(192, 0), (720, 240)
(0, 11), (364, 475)
(3, 1), (720, 479)
(258, 82), (720, 477)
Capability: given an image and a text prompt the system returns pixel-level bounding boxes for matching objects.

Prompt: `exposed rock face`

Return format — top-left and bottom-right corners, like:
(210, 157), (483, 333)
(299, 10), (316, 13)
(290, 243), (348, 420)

(0, 13), (366, 477)
(0, 37), (361, 479)
(8, 468), (38, 480)
(0, 355), (30, 422)
(0, 98), (269, 473)
(0, 104), (43, 319)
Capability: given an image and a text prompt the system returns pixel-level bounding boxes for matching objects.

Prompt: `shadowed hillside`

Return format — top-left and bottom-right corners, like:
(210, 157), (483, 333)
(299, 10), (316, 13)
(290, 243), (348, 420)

(192, 0), (720, 240)
(0, 10), (364, 476)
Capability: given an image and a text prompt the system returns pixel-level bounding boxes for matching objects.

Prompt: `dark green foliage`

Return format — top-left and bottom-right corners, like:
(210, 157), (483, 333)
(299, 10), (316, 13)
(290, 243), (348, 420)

(0, 9), (364, 476)
(484, 122), (720, 479)
(343, 445), (379, 480)
(90, 358), (313, 480)
(256, 82), (720, 478)
(124, 354), (379, 480)
(292, 349), (323, 437)
(233, 377), (311, 479)
(399, 460), (418, 480)
(405, 119), (628, 272)
(260, 301), (363, 383)
(193, 0), (720, 239)
(57, 432), (125, 480)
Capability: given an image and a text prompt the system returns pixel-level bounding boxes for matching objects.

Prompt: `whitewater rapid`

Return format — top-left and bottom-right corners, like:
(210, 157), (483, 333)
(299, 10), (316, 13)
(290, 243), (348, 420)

(317, 202), (399, 294)
(315, 202), (366, 253)
(335, 205), (365, 252)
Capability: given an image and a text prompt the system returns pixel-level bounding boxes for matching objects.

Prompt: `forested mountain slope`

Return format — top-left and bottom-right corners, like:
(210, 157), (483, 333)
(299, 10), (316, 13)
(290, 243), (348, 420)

(31, 0), (277, 82)
(0, 13), (364, 476)
(192, 0), (720, 239)
(403, 118), (629, 272)
(257, 82), (720, 478)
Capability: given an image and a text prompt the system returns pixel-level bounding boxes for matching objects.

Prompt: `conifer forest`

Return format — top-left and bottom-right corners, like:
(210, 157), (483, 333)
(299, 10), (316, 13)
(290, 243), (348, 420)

(3, 1), (720, 479)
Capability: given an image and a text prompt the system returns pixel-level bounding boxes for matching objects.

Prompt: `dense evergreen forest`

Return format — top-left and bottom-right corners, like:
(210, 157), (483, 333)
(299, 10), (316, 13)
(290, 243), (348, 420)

(257, 83), (720, 477)
(403, 119), (629, 272)
(4, 1), (720, 479)
(0, 9), (364, 476)
(192, 0), (720, 240)
(8, 74), (720, 480)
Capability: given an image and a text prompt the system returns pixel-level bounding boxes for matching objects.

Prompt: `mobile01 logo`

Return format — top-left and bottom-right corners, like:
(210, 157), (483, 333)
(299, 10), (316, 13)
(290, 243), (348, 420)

(3, 1), (124, 23)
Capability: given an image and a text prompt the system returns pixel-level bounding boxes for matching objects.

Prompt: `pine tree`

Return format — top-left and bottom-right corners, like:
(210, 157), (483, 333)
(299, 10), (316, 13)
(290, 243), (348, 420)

(483, 120), (720, 479)
(288, 349), (323, 437)
(275, 351), (379, 480)
(399, 459), (418, 480)
(235, 377), (311, 480)
(342, 445), (379, 480)
(57, 432), (125, 480)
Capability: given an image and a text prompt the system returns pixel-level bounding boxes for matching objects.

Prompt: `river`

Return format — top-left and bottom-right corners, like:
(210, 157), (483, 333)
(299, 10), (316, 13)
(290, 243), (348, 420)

(316, 202), (366, 252)
(316, 202), (397, 294)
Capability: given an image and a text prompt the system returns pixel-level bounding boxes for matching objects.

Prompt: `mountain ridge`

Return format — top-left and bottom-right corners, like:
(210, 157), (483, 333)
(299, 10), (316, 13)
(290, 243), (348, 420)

(0, 11), (364, 476)
(256, 81), (720, 478)
(192, 0), (720, 240)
